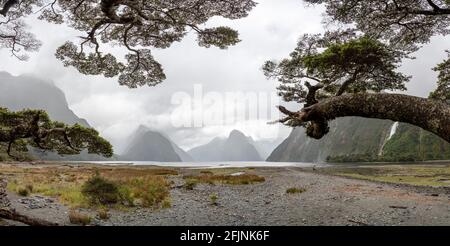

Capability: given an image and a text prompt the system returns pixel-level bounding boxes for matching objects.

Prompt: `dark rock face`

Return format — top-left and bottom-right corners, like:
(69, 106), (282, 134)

(188, 130), (262, 162)
(121, 127), (186, 162)
(0, 72), (89, 127)
(267, 117), (393, 162)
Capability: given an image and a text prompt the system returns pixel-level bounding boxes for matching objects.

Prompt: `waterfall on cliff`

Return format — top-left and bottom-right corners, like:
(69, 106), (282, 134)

(379, 122), (399, 156)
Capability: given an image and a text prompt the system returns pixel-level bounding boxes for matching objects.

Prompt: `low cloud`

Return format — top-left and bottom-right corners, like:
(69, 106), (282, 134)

(0, 0), (448, 153)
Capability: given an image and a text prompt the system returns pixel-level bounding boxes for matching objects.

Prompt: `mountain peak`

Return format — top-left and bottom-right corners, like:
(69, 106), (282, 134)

(0, 72), (90, 127)
(0, 71), (12, 77)
(123, 126), (192, 162)
(229, 129), (246, 139)
(188, 130), (262, 161)
(136, 125), (151, 134)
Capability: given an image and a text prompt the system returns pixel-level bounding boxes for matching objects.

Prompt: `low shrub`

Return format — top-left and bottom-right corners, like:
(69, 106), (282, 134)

(97, 208), (110, 220)
(130, 176), (170, 208)
(81, 174), (121, 205)
(210, 193), (218, 206)
(17, 187), (30, 196)
(161, 199), (171, 209)
(69, 210), (91, 225)
(286, 187), (306, 194)
(184, 179), (197, 190)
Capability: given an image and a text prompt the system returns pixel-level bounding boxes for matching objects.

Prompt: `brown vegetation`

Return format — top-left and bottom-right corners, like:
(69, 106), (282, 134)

(69, 210), (91, 226)
(1, 164), (177, 209)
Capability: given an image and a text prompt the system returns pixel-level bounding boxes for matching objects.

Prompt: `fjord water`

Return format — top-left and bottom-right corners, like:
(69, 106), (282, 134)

(80, 161), (324, 168)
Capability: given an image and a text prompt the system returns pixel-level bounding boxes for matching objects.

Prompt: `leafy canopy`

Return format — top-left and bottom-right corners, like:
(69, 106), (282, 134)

(264, 32), (409, 108)
(261, 0), (450, 142)
(0, 0), (256, 88)
(0, 107), (113, 159)
(300, 0), (450, 101)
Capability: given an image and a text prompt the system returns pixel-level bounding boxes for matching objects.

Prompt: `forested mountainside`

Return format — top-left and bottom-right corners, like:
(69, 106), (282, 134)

(268, 117), (450, 163)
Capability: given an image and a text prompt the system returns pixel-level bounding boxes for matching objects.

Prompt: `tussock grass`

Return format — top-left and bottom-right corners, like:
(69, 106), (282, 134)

(128, 176), (170, 208)
(97, 208), (110, 220)
(325, 165), (450, 187)
(69, 210), (91, 226)
(2, 165), (176, 209)
(17, 186), (30, 196)
(183, 179), (197, 190)
(210, 193), (218, 206)
(81, 174), (123, 205)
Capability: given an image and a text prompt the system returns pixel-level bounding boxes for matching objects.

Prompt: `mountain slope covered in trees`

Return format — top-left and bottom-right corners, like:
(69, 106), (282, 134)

(268, 117), (450, 163)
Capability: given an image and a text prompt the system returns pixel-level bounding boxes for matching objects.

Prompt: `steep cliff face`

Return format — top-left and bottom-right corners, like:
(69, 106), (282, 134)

(0, 72), (89, 127)
(188, 130), (262, 162)
(268, 115), (450, 163)
(382, 123), (450, 161)
(120, 126), (191, 162)
(267, 117), (393, 162)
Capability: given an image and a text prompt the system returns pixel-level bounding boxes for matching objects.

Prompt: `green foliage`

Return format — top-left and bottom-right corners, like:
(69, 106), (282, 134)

(264, 34), (409, 106)
(327, 153), (420, 163)
(184, 179), (197, 190)
(210, 193), (219, 206)
(129, 177), (170, 208)
(325, 165), (450, 188)
(430, 51), (450, 102)
(0, 0), (256, 87)
(197, 27), (241, 49)
(81, 174), (121, 205)
(17, 187), (30, 197)
(301, 0), (450, 107)
(304, 0), (450, 52)
(264, 0), (450, 143)
(383, 123), (450, 161)
(327, 122), (450, 163)
(0, 107), (113, 160)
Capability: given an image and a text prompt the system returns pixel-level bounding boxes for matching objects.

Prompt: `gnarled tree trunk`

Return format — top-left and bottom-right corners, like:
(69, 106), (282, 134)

(293, 93), (450, 142)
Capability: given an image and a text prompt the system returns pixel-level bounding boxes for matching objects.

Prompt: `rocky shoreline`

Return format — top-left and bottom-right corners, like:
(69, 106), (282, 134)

(1, 165), (450, 226)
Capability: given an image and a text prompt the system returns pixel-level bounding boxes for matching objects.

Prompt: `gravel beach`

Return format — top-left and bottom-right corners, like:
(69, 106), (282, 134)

(3, 166), (450, 226)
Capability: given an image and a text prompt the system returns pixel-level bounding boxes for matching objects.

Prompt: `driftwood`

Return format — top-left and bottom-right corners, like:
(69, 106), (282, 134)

(0, 208), (58, 226)
(0, 178), (58, 226)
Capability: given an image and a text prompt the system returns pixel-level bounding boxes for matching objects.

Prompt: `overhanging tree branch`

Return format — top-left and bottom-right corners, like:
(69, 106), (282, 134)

(0, 0), (18, 16)
(280, 93), (450, 142)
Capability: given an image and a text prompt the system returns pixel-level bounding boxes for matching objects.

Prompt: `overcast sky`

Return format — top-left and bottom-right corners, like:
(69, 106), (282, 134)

(1, 0), (449, 153)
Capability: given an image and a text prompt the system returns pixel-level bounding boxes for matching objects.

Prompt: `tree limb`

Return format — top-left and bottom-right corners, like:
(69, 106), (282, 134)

(0, 208), (59, 226)
(1, 178), (58, 226)
(0, 0), (18, 16)
(283, 93), (450, 142)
